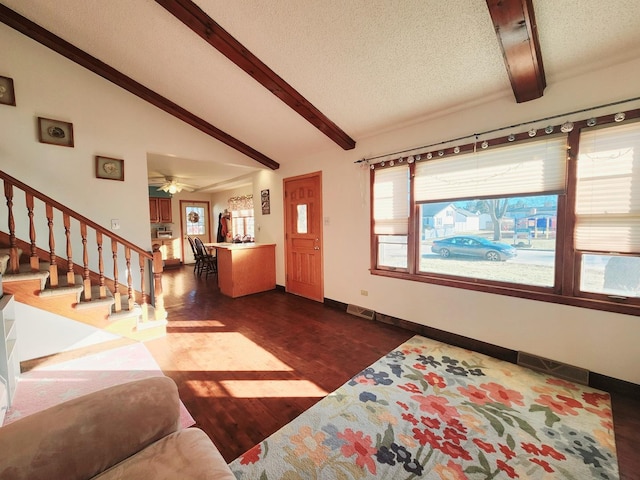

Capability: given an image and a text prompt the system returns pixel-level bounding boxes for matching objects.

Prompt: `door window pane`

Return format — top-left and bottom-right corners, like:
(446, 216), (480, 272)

(186, 207), (205, 235)
(297, 204), (308, 233)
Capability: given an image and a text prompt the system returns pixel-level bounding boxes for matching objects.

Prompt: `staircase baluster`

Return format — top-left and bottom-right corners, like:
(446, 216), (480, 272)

(111, 238), (121, 313)
(139, 253), (148, 322)
(46, 204), (58, 287)
(25, 193), (39, 271)
(152, 245), (165, 321)
(125, 246), (134, 311)
(63, 213), (75, 285)
(81, 222), (91, 301)
(3, 180), (20, 273)
(96, 231), (106, 299)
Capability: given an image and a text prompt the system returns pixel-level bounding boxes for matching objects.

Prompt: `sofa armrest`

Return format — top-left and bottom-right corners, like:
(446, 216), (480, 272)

(0, 376), (181, 480)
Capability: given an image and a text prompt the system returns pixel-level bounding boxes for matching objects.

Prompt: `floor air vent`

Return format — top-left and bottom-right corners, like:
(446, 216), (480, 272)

(346, 304), (375, 320)
(517, 352), (589, 385)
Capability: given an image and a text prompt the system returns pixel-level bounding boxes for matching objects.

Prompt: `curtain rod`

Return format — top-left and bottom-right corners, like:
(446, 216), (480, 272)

(355, 95), (640, 164)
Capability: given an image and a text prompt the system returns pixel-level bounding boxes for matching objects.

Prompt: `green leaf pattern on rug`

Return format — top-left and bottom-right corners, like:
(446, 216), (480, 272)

(230, 335), (619, 480)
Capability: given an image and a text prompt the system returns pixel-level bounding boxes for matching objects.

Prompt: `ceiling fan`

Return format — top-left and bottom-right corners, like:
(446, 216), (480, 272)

(148, 175), (198, 194)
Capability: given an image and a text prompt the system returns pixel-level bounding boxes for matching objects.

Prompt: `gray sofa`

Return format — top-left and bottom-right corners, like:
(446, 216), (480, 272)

(0, 376), (235, 479)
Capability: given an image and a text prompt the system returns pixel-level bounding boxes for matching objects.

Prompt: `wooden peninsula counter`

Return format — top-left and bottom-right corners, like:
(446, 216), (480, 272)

(205, 243), (276, 298)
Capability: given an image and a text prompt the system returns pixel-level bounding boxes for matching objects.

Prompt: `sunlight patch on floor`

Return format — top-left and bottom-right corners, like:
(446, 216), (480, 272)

(168, 332), (294, 372)
(190, 379), (328, 398)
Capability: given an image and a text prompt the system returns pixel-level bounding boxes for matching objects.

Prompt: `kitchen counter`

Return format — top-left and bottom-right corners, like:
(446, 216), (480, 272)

(205, 243), (275, 297)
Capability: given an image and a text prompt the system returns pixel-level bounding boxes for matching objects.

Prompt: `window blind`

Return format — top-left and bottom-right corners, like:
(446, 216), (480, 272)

(575, 121), (640, 253)
(373, 165), (409, 235)
(414, 137), (567, 202)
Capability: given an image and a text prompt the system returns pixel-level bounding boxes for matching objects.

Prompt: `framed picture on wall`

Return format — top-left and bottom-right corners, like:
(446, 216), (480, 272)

(261, 189), (270, 215)
(0, 76), (16, 106)
(95, 156), (124, 181)
(37, 117), (74, 147)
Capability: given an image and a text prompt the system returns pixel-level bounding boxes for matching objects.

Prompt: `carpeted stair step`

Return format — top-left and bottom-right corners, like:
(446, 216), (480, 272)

(0, 247), (22, 275)
(1, 260), (49, 290)
(75, 281), (115, 312)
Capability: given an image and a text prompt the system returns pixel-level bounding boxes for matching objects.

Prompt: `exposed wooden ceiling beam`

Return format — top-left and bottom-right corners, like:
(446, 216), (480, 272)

(486, 0), (546, 103)
(155, 0), (356, 151)
(0, 4), (279, 170)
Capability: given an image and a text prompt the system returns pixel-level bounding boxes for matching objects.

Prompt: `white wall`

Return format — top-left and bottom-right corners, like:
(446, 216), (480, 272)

(3, 23), (640, 385)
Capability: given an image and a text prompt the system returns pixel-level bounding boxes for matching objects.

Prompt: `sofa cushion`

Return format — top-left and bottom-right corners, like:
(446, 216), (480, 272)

(0, 377), (180, 480)
(94, 428), (235, 480)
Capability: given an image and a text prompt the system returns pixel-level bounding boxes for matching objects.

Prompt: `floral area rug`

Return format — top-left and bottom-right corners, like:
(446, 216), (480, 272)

(229, 335), (618, 479)
(3, 342), (195, 429)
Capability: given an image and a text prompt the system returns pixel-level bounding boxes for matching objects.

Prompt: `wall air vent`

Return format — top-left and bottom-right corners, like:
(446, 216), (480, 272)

(346, 304), (376, 321)
(517, 352), (590, 385)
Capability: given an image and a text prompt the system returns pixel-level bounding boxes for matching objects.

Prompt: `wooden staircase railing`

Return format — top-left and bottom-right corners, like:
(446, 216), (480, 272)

(1, 170), (164, 323)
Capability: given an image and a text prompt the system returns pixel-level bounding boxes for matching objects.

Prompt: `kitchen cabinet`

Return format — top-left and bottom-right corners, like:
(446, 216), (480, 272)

(208, 243), (276, 298)
(149, 197), (172, 223)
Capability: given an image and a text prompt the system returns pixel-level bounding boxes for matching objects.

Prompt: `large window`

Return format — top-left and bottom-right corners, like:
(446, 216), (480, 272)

(370, 113), (640, 315)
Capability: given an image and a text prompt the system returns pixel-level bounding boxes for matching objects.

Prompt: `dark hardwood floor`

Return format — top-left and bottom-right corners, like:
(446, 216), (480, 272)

(145, 267), (640, 479)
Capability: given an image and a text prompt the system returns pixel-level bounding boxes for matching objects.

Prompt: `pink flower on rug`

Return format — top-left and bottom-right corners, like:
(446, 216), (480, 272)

(481, 382), (525, 407)
(546, 377), (580, 390)
(412, 427), (442, 449)
(472, 438), (496, 454)
(457, 385), (492, 405)
(424, 372), (446, 388)
(290, 426), (329, 466)
(499, 444), (517, 460)
(440, 441), (472, 461)
(539, 444), (565, 461)
(582, 391), (610, 407)
(399, 383), (422, 394)
(535, 394), (583, 415)
(433, 460), (468, 480)
(337, 429), (377, 474)
(412, 395), (460, 423)
(530, 457), (554, 472)
(239, 444), (262, 465)
(402, 412), (419, 425)
(420, 416), (441, 430)
(496, 459), (519, 478)
(443, 427), (467, 445)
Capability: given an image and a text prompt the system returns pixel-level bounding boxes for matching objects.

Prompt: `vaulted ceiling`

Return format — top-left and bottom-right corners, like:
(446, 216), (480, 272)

(3, 0), (640, 191)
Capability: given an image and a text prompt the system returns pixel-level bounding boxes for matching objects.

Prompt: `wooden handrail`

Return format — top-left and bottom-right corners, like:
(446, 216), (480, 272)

(1, 170), (164, 323)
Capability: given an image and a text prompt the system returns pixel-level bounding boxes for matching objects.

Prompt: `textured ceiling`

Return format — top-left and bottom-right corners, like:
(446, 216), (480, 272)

(4, 0), (640, 191)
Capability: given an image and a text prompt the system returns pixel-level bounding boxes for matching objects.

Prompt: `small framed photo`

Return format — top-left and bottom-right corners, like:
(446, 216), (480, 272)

(261, 189), (270, 215)
(95, 156), (124, 181)
(0, 76), (16, 106)
(38, 117), (74, 147)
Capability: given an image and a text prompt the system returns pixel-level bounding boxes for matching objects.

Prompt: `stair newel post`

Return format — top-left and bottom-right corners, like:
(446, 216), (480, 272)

(81, 222), (91, 301)
(63, 213), (75, 285)
(125, 246), (134, 311)
(3, 180), (19, 274)
(96, 231), (106, 299)
(111, 238), (121, 313)
(46, 203), (58, 287)
(139, 253), (148, 322)
(25, 193), (39, 271)
(152, 245), (165, 321)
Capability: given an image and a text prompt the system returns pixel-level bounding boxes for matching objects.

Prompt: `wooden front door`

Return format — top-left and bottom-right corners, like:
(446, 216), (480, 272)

(284, 172), (324, 302)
